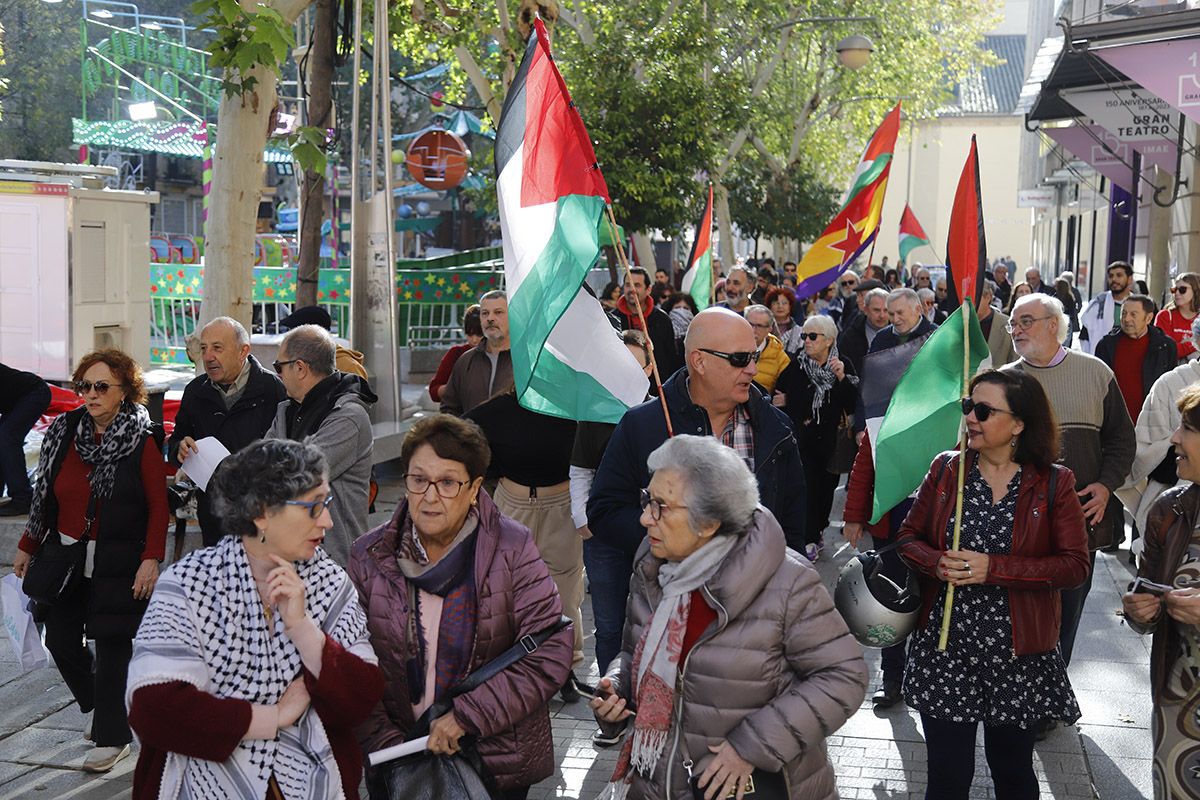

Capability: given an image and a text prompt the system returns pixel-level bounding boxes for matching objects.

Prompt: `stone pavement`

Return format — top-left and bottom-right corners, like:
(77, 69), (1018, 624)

(0, 480), (1155, 799)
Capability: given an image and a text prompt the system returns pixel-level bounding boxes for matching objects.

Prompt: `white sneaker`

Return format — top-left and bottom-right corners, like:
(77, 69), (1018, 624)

(82, 744), (130, 773)
(83, 712), (93, 742)
(804, 543), (820, 562)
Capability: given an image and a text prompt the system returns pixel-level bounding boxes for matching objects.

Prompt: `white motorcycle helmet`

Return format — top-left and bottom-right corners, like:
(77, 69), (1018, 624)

(834, 548), (922, 648)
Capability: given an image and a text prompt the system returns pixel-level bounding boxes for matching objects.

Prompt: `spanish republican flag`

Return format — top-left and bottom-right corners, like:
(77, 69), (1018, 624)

(794, 103), (902, 298)
(495, 18), (649, 423)
(680, 183), (714, 310)
(897, 204), (931, 265)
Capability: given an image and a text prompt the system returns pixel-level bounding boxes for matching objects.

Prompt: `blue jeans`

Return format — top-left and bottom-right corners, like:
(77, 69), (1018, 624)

(583, 536), (634, 675)
(0, 383), (51, 507)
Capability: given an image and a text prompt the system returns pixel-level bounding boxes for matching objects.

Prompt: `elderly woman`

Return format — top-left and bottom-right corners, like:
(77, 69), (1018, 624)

(350, 414), (572, 799)
(591, 435), (867, 800)
(1124, 383), (1200, 799)
(897, 369), (1090, 799)
(126, 439), (383, 800)
(744, 304), (790, 393)
(765, 286), (805, 354)
(12, 349), (166, 773)
(773, 315), (859, 562)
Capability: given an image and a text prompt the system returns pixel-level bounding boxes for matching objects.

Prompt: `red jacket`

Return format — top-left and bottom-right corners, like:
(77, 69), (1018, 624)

(842, 430), (889, 540)
(896, 451), (1091, 656)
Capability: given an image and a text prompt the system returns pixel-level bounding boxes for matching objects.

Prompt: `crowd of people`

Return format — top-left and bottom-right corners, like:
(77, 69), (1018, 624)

(0, 251), (1198, 799)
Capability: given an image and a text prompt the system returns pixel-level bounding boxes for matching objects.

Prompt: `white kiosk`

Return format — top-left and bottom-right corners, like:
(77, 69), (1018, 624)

(0, 160), (158, 381)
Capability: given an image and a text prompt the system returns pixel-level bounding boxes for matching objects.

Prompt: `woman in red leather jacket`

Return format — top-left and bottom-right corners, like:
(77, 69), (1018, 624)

(897, 369), (1090, 800)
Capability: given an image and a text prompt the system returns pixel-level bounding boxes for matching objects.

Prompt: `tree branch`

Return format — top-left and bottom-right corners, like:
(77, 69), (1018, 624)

(751, 135), (785, 175)
(454, 44), (503, 121)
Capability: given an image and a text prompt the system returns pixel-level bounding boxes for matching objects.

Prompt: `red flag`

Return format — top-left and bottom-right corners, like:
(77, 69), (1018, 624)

(944, 136), (987, 310)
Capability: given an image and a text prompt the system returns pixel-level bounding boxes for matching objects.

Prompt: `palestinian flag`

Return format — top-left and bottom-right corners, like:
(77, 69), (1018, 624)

(943, 136), (988, 311)
(495, 18), (649, 423)
(897, 204), (930, 265)
(869, 303), (991, 523)
(794, 103), (902, 298)
(680, 183), (714, 310)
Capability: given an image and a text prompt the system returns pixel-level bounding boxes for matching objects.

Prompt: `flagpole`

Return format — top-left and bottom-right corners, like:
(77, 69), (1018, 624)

(604, 204), (675, 437)
(937, 294), (973, 652)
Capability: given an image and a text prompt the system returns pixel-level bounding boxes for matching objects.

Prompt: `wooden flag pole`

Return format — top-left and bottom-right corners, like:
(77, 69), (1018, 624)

(604, 204), (675, 437)
(937, 292), (973, 651)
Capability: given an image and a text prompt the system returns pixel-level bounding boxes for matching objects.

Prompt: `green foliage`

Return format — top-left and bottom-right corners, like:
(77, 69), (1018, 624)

(725, 156), (840, 242)
(0, 3), (78, 160)
(287, 124), (329, 174)
(190, 0), (295, 97)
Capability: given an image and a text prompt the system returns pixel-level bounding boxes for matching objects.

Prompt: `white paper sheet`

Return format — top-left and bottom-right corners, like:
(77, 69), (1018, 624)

(182, 437), (231, 492)
(367, 735), (430, 766)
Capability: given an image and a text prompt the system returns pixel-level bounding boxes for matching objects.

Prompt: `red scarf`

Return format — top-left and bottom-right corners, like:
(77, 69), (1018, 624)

(616, 295), (655, 332)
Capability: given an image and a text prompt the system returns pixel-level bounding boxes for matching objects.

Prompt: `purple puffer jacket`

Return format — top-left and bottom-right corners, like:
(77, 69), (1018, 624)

(347, 490), (573, 790)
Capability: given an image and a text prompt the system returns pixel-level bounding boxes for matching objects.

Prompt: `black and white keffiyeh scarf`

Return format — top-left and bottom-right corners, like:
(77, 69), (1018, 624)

(25, 401), (151, 547)
(798, 341), (857, 424)
(127, 536), (377, 800)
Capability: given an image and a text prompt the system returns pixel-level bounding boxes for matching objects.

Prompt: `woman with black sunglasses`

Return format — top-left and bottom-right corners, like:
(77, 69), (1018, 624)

(773, 314), (858, 562)
(895, 369), (1090, 799)
(12, 349), (167, 773)
(127, 439), (384, 800)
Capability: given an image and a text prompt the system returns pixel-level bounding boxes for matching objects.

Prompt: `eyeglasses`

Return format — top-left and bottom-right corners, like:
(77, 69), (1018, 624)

(800, 332), (824, 341)
(272, 359), (300, 374)
(285, 494), (334, 519)
(1175, 286), (1191, 294)
(1004, 315), (1052, 333)
(404, 473), (471, 498)
(749, 322), (772, 330)
(961, 398), (1017, 423)
(840, 280), (858, 287)
(698, 348), (760, 368)
(74, 380), (123, 395)
(640, 488), (688, 521)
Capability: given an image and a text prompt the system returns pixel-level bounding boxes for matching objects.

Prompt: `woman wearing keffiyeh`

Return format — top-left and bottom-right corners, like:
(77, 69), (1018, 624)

(591, 435), (867, 800)
(12, 350), (167, 774)
(349, 414), (572, 799)
(126, 439), (384, 800)
(774, 315), (860, 563)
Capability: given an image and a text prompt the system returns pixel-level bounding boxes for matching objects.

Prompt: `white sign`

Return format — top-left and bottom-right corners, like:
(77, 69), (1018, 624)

(1062, 86), (1173, 142)
(1017, 188), (1056, 208)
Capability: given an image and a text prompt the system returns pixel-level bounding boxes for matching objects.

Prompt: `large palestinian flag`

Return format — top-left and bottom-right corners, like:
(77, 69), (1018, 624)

(494, 19), (649, 423)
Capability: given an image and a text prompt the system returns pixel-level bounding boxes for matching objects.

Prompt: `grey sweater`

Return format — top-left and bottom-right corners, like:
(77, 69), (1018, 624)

(268, 394), (373, 566)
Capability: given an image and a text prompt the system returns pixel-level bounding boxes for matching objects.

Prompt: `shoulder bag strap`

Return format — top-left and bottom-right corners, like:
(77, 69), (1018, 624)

(410, 615), (571, 737)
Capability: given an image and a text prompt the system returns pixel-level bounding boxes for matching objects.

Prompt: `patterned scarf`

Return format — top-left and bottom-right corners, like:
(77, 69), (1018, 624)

(798, 341), (856, 425)
(602, 535), (738, 800)
(669, 306), (693, 339)
(126, 536), (376, 800)
(24, 402), (151, 547)
(396, 511), (479, 704)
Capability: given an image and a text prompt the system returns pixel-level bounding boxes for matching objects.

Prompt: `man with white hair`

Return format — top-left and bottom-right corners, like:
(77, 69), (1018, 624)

(170, 316), (286, 545)
(1024, 266), (1054, 296)
(978, 280), (1017, 366)
(1001, 293), (1134, 680)
(869, 288), (936, 353)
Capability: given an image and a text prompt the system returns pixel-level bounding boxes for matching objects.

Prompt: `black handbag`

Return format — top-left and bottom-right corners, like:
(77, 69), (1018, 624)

(682, 735), (787, 800)
(22, 494), (96, 606)
(368, 615), (572, 800)
(827, 412), (857, 475)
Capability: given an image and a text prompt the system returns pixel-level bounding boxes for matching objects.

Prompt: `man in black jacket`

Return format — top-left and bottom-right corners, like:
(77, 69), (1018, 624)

(837, 286), (890, 375)
(609, 267), (683, 379)
(870, 288), (937, 353)
(587, 308), (806, 677)
(0, 363), (51, 516)
(1095, 294), (1178, 425)
(170, 317), (286, 545)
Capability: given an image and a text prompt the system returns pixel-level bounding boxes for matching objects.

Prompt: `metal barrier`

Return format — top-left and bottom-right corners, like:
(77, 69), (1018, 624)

(148, 262), (614, 365)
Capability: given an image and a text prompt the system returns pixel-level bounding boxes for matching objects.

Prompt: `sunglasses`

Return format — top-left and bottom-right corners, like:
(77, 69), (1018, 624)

(961, 398), (1017, 422)
(74, 380), (123, 395)
(1174, 286), (1191, 294)
(284, 494), (334, 519)
(840, 280), (858, 287)
(698, 348), (760, 368)
(272, 359), (300, 374)
(800, 332), (824, 341)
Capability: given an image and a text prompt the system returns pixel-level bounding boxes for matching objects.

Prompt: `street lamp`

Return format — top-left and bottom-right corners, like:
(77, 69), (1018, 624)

(836, 34), (875, 70)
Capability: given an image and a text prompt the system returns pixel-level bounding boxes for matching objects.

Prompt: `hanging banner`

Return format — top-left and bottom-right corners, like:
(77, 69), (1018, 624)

(1096, 38), (1200, 126)
(1060, 86), (1179, 171)
(1042, 125), (1136, 193)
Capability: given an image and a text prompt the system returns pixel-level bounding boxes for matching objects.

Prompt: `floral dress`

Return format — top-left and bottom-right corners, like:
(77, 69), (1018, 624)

(903, 464), (1081, 728)
(1151, 523), (1200, 800)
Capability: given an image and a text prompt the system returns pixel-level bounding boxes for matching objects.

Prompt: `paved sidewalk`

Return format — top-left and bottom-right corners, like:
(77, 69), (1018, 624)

(0, 483), (1153, 799)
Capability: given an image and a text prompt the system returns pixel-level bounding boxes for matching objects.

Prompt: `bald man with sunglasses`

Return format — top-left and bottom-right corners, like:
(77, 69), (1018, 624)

(586, 309), (807, 683)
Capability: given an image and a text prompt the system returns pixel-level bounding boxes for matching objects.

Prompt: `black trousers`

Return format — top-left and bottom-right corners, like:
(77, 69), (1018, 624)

(921, 714), (1038, 799)
(42, 582), (133, 747)
(1058, 550), (1096, 666)
(800, 449), (840, 547)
